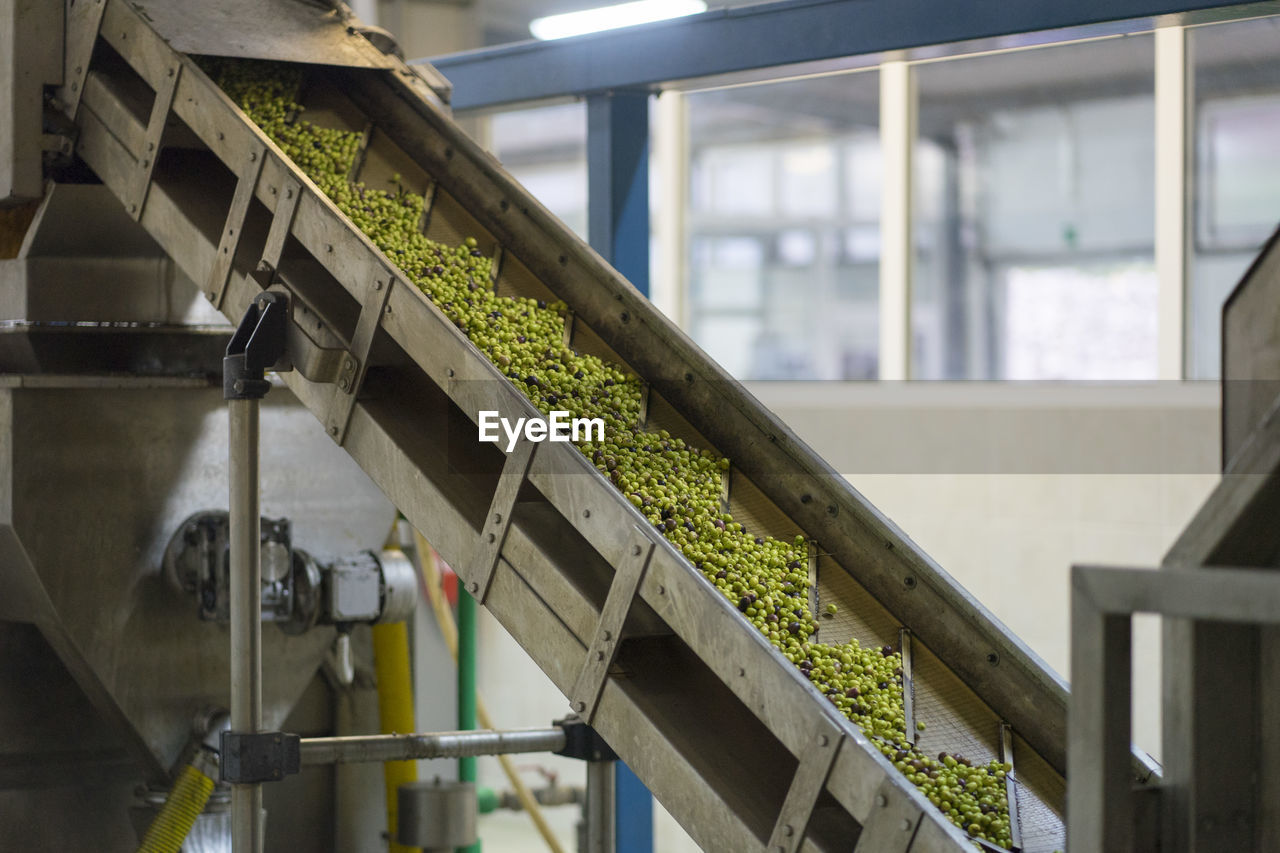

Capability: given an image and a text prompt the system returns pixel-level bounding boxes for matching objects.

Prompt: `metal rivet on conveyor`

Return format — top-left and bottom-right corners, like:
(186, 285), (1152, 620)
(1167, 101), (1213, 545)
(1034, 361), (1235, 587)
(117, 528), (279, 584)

(129, 204), (137, 214)
(900, 819), (912, 832)
(493, 513), (502, 524)
(876, 794), (887, 808)
(217, 132), (224, 141)
(328, 425), (339, 436)
(168, 67), (175, 77)
(447, 369), (454, 377)
(573, 701), (585, 713)
(269, 186), (276, 195)
(631, 545), (642, 556)
(800, 494), (812, 504)
(558, 255), (568, 266)
(326, 244), (333, 253)
(737, 667), (745, 677)
(486, 533), (495, 544)
(582, 510), (590, 519)
(374, 279), (384, 291)
(987, 652), (1000, 666)
(595, 651), (605, 661)
(469, 582), (479, 594)
(903, 576), (916, 589)
(817, 734), (829, 747)
(657, 586), (665, 595)
(384, 305), (392, 315)
(603, 630), (612, 641)
(620, 312), (629, 323)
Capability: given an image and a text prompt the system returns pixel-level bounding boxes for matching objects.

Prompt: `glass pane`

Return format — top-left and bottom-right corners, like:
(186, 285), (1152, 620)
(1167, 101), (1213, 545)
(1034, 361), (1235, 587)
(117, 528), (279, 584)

(1003, 263), (1158, 379)
(486, 102), (588, 238)
(1188, 16), (1280, 379)
(912, 36), (1157, 379)
(686, 70), (880, 380)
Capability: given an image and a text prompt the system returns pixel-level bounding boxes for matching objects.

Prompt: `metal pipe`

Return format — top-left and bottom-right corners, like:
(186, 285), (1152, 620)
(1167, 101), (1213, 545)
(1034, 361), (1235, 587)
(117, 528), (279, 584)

(584, 761), (616, 853)
(299, 728), (568, 766)
(229, 398), (263, 853)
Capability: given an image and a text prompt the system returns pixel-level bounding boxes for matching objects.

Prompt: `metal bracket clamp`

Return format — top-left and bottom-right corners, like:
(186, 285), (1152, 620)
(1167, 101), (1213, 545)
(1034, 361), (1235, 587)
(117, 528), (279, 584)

(127, 62), (182, 220)
(569, 531), (655, 724)
(465, 439), (537, 603)
(998, 723), (1024, 851)
(553, 716), (618, 763)
(60, 0), (107, 119)
(260, 175), (303, 273)
(325, 267), (395, 443)
(851, 779), (923, 853)
(224, 292), (290, 400)
(767, 727), (843, 853)
(219, 731), (301, 784)
(207, 146), (266, 311)
(900, 628), (916, 744)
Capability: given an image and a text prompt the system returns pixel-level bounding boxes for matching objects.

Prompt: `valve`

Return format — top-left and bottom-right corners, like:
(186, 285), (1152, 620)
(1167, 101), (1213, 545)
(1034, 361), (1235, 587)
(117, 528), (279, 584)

(164, 511), (417, 630)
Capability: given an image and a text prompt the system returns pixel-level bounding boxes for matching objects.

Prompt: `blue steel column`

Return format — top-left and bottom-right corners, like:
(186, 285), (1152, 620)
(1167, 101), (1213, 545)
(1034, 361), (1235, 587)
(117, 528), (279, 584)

(586, 89), (653, 853)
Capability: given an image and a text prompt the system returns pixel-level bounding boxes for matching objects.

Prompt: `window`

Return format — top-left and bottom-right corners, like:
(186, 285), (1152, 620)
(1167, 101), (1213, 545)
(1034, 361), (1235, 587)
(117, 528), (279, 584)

(1187, 17), (1280, 379)
(685, 71), (881, 380)
(486, 102), (588, 238)
(912, 36), (1158, 379)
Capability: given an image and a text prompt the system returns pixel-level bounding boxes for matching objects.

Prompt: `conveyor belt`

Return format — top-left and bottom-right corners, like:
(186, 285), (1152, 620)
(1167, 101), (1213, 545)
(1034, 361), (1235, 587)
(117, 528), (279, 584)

(57, 2), (1158, 849)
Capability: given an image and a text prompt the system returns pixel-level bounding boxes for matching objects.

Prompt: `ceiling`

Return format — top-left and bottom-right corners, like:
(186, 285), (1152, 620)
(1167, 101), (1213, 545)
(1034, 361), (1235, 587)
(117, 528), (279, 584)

(476, 0), (760, 46)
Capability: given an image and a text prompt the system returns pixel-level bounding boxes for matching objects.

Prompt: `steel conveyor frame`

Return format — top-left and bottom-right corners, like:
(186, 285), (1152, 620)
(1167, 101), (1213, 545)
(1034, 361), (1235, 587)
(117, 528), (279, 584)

(56, 1), (1153, 848)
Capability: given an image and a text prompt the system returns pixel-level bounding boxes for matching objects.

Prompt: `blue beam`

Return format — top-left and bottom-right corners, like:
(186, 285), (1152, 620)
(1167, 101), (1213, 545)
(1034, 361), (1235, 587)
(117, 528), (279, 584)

(587, 91), (650, 297)
(422, 0), (1260, 110)
(586, 89), (653, 851)
(614, 763), (653, 853)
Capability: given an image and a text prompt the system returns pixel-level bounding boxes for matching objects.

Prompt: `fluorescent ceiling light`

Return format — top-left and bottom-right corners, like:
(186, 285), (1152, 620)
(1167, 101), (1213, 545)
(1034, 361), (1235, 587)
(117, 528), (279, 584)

(529, 0), (707, 40)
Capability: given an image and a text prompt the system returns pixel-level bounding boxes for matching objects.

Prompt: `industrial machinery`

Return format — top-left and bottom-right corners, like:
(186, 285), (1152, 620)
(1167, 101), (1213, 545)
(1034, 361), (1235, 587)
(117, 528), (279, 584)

(3, 1), (1273, 852)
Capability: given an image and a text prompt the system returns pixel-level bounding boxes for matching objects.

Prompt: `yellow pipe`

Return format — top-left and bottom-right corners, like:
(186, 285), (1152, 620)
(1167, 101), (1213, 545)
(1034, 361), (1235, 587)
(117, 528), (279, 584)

(414, 531), (568, 853)
(374, 618), (420, 853)
(135, 756), (217, 853)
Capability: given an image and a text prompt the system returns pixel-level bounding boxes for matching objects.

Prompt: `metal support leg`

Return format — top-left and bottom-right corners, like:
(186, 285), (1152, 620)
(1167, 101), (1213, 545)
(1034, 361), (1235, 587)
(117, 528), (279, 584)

(585, 760), (617, 853)
(229, 397), (263, 853)
(223, 293), (289, 853)
(1069, 573), (1132, 853)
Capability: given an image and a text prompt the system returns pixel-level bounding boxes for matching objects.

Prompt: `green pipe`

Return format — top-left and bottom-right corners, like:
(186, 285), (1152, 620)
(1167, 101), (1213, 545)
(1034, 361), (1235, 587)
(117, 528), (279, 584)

(458, 587), (481, 853)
